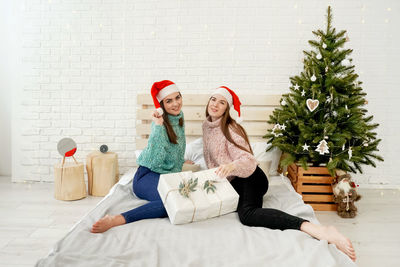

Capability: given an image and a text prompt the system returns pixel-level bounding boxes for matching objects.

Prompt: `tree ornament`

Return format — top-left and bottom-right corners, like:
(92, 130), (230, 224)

(272, 123), (281, 130)
(280, 124), (287, 130)
(301, 90), (305, 97)
(293, 84), (300, 90)
(306, 99), (319, 112)
(315, 140), (329, 155)
(342, 59), (351, 66)
(332, 111), (337, 117)
(302, 143), (310, 151)
(342, 144), (345, 150)
(348, 147), (353, 159)
(316, 53), (322, 59)
(281, 99), (287, 106)
(322, 43), (327, 49)
(325, 66), (329, 72)
(272, 124), (283, 137)
(310, 74), (317, 81)
(326, 96), (331, 103)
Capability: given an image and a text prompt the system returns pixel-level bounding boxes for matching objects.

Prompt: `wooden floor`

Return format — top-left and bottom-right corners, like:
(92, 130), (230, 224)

(0, 175), (399, 267)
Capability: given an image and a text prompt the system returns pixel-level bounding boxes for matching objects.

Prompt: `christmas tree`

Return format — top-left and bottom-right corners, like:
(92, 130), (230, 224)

(265, 6), (383, 175)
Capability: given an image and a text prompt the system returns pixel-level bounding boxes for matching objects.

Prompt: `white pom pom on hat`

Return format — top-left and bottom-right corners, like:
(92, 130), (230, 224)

(211, 86), (242, 123)
(150, 80), (180, 116)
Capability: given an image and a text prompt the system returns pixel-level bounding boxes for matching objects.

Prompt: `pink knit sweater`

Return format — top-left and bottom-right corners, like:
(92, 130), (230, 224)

(202, 117), (258, 179)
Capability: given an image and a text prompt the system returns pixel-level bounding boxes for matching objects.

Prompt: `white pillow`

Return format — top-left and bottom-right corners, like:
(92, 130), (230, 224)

(184, 138), (208, 170)
(257, 160), (272, 177)
(250, 142), (282, 176)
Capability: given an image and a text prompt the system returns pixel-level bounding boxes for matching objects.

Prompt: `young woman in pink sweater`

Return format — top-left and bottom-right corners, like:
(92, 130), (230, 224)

(202, 86), (356, 262)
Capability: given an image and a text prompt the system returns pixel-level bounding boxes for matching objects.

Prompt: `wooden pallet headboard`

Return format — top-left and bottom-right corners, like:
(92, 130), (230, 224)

(136, 93), (282, 150)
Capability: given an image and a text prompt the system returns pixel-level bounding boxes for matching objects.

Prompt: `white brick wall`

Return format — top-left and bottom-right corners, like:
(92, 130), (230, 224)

(8, 0), (400, 187)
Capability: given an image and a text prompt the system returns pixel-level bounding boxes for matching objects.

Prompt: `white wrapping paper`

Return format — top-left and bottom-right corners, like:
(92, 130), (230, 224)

(158, 168), (239, 225)
(193, 169), (239, 219)
(158, 171), (209, 224)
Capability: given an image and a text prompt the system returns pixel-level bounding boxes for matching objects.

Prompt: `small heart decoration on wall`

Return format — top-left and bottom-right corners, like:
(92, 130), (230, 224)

(306, 99), (319, 112)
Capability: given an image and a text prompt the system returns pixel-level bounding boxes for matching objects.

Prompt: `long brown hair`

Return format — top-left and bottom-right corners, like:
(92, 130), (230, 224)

(205, 101), (253, 154)
(160, 95), (184, 144)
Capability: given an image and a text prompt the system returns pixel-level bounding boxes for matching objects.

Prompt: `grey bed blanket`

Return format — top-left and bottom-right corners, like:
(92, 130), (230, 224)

(36, 168), (356, 267)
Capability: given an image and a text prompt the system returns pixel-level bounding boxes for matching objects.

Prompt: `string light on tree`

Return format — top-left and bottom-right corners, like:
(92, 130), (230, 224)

(348, 147), (353, 159)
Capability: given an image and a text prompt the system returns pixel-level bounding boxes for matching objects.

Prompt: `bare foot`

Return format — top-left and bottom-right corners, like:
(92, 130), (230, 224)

(301, 223), (356, 262)
(322, 226), (356, 262)
(91, 214), (125, 233)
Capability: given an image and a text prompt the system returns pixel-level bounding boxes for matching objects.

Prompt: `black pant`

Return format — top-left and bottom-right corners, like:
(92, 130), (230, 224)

(230, 166), (307, 230)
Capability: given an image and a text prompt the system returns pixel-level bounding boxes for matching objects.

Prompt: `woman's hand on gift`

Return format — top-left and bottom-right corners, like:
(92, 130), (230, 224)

(152, 110), (164, 125)
(184, 160), (195, 165)
(216, 163), (236, 178)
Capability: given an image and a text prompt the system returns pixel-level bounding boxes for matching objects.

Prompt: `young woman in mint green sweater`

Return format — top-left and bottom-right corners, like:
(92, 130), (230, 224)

(91, 80), (187, 233)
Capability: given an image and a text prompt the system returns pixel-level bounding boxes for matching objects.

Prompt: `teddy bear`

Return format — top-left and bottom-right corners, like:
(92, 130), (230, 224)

(332, 172), (361, 218)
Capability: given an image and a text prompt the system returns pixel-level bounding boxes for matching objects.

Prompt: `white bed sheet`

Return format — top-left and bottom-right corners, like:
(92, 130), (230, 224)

(36, 168), (356, 267)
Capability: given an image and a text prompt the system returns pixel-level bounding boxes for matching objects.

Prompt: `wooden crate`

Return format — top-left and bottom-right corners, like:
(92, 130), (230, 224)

(287, 163), (337, 211)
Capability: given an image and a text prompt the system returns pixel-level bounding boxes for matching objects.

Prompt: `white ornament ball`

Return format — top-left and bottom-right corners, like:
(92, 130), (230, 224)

(322, 43), (327, 49)
(316, 54), (322, 60)
(281, 99), (287, 106)
(310, 75), (317, 82)
(342, 59), (351, 66)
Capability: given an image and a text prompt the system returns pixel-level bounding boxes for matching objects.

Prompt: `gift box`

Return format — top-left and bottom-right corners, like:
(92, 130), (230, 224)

(158, 168), (239, 225)
(158, 171), (209, 224)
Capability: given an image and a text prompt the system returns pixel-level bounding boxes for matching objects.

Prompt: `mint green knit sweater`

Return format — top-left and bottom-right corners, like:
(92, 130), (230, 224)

(137, 111), (185, 174)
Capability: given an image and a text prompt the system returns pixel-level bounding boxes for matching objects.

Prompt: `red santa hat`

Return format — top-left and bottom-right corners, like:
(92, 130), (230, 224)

(151, 80), (180, 116)
(211, 86), (243, 123)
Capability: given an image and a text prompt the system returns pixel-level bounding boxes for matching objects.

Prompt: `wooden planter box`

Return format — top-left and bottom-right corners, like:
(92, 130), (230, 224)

(287, 163), (337, 211)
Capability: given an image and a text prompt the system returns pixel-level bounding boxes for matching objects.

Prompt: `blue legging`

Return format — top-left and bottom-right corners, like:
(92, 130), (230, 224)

(121, 166), (168, 223)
